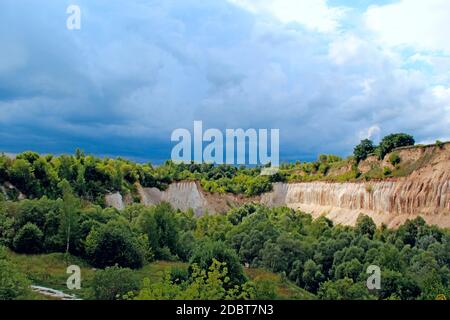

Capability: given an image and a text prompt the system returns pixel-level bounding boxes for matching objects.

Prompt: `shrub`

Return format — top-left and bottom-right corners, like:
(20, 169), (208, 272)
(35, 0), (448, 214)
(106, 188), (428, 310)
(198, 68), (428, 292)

(85, 221), (145, 269)
(389, 153), (401, 166)
(383, 166), (392, 176)
(0, 246), (30, 300)
(318, 278), (375, 300)
(189, 241), (246, 287)
(90, 265), (140, 300)
(13, 223), (43, 254)
(435, 140), (444, 149)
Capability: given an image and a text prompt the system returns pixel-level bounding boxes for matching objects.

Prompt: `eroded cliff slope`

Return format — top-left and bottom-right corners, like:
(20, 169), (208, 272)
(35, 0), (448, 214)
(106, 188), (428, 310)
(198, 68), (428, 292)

(105, 143), (450, 228)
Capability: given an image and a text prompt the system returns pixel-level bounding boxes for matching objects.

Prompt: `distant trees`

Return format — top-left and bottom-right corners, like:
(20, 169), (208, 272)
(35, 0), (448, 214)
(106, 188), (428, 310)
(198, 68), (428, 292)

(0, 136), (421, 202)
(355, 215), (376, 239)
(353, 133), (415, 162)
(353, 139), (375, 162)
(377, 133), (415, 160)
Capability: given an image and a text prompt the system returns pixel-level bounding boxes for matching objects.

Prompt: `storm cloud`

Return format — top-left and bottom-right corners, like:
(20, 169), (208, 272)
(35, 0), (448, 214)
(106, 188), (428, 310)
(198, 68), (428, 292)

(0, 0), (449, 162)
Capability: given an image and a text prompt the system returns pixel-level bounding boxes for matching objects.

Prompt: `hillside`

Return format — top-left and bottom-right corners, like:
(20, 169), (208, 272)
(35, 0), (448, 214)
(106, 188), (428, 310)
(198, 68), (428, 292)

(100, 143), (450, 228)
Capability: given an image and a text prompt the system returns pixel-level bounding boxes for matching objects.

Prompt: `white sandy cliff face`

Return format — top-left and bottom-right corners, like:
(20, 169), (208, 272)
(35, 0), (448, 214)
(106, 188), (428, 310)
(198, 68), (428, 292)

(260, 179), (449, 228)
(104, 144), (450, 229)
(137, 182), (209, 216)
(261, 147), (450, 228)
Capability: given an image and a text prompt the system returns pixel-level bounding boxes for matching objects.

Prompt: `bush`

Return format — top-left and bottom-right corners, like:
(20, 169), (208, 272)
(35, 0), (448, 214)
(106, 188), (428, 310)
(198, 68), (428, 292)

(90, 265), (140, 300)
(383, 166), (392, 176)
(85, 221), (145, 269)
(189, 241), (246, 287)
(0, 246), (30, 300)
(389, 153), (401, 166)
(435, 140), (444, 149)
(13, 223), (43, 254)
(318, 278), (375, 300)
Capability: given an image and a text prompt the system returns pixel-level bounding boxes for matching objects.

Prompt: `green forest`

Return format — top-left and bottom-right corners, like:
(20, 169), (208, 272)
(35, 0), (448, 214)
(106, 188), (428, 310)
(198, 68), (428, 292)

(1, 197), (449, 300)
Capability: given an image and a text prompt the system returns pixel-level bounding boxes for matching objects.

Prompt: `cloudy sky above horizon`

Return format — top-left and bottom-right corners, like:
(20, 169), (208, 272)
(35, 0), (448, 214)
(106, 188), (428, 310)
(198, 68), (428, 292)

(1, 0), (450, 162)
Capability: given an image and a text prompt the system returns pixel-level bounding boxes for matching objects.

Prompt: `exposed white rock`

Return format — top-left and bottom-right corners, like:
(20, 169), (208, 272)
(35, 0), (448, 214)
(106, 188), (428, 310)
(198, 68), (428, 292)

(138, 182), (208, 216)
(30, 285), (81, 300)
(105, 192), (125, 210)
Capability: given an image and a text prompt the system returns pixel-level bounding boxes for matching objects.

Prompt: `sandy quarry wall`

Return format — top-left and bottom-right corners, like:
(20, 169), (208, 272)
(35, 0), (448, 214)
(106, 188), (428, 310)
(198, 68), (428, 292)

(104, 144), (450, 228)
(260, 179), (449, 228)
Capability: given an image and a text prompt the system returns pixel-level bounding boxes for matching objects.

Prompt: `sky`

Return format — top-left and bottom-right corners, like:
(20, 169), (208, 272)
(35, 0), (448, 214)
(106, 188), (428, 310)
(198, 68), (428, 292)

(0, 0), (449, 163)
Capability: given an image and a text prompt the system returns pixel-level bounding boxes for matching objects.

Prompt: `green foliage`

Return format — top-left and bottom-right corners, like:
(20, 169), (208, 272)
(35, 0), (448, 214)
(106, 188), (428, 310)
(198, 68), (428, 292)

(377, 133), (415, 160)
(135, 203), (180, 260)
(318, 278), (375, 300)
(0, 246), (30, 300)
(189, 241), (246, 287)
(85, 220), (146, 269)
(13, 223), (44, 254)
(1, 148), (449, 301)
(389, 152), (401, 166)
(0, 155), (10, 184)
(302, 259), (324, 293)
(253, 279), (277, 299)
(133, 259), (254, 300)
(353, 139), (375, 162)
(383, 166), (392, 176)
(355, 215), (376, 239)
(90, 265), (140, 300)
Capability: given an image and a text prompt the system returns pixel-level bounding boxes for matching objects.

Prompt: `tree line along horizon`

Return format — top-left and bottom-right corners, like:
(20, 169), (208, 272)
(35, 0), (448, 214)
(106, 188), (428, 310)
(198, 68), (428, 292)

(1, 132), (438, 204)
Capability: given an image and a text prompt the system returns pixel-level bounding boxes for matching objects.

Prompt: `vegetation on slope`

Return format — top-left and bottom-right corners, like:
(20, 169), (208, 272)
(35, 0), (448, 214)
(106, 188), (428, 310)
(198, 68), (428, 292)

(1, 133), (441, 201)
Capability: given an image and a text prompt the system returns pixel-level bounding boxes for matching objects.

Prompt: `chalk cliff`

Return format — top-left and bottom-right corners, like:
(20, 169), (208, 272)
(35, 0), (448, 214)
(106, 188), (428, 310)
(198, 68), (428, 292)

(104, 143), (450, 228)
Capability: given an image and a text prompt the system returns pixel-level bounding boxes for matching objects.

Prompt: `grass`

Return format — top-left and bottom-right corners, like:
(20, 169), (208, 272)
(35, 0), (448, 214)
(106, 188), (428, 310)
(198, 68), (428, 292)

(6, 251), (315, 300)
(391, 151), (434, 177)
(245, 268), (316, 300)
(361, 165), (384, 180)
(5, 250), (190, 300)
(6, 250), (95, 299)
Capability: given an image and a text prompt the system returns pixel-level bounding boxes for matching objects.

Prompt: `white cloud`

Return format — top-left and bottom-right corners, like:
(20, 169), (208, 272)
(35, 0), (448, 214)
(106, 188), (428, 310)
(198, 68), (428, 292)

(228, 0), (347, 32)
(359, 125), (381, 142)
(433, 86), (450, 123)
(329, 35), (366, 65)
(365, 0), (450, 53)
(433, 85), (450, 102)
